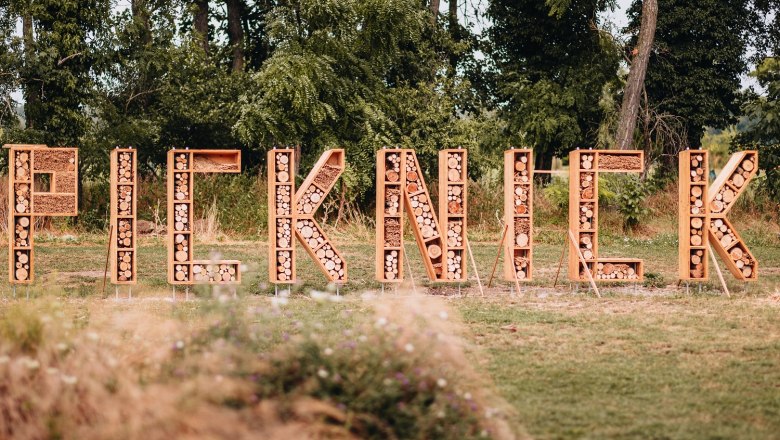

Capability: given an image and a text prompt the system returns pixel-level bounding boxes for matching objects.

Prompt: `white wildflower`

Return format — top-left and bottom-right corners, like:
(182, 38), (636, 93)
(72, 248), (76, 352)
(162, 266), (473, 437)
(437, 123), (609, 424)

(375, 317), (388, 328)
(61, 375), (78, 385)
(0, 355), (9, 364)
(86, 332), (99, 342)
(437, 378), (447, 388)
(317, 368), (329, 379)
(464, 392), (472, 400)
(324, 347), (334, 356)
(404, 343), (414, 353)
(56, 342), (68, 352)
(438, 311), (449, 320)
(47, 367), (59, 375)
(175, 340), (185, 350)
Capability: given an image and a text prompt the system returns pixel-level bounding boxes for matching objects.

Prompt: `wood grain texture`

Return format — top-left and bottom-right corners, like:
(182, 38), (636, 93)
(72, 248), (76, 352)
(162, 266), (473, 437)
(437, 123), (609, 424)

(503, 149), (533, 282)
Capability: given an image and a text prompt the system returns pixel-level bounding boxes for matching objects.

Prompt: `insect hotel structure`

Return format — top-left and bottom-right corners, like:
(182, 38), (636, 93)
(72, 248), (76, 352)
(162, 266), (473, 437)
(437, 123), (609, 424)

(268, 149), (296, 283)
(568, 150), (644, 282)
(707, 151), (759, 280)
(438, 149), (468, 281)
(7, 144), (78, 284)
(268, 149), (348, 284)
(678, 150), (709, 281)
(111, 148), (137, 284)
(167, 149), (242, 285)
(504, 149), (533, 282)
(376, 149), (453, 283)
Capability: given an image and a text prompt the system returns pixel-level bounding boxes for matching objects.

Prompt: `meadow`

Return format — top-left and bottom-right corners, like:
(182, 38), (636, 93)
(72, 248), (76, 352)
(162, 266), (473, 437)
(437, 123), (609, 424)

(0, 227), (779, 438)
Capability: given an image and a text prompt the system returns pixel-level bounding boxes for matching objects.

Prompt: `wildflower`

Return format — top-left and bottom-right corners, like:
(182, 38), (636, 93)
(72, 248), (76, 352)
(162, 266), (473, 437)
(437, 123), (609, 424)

(61, 375), (78, 385)
(375, 317), (388, 328)
(271, 296), (288, 307)
(437, 378), (447, 388)
(438, 311), (449, 320)
(47, 367), (59, 375)
(310, 290), (328, 301)
(404, 343), (414, 353)
(174, 340), (185, 350)
(358, 335), (367, 342)
(86, 332), (100, 342)
(464, 392), (472, 400)
(56, 342), (68, 352)
(480, 429), (489, 437)
(24, 358), (40, 370)
(317, 368), (329, 379)
(324, 347), (334, 356)
(437, 410), (446, 418)
(383, 378), (393, 386)
(41, 315), (52, 323)
(0, 355), (9, 364)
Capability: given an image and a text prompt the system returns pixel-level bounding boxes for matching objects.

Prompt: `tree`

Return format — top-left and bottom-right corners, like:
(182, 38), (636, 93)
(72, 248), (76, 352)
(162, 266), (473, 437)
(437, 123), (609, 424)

(193, 0), (209, 53)
(226, 0), (245, 72)
(735, 57), (780, 198)
(487, 0), (620, 172)
(626, 0), (753, 149)
(614, 0), (657, 150)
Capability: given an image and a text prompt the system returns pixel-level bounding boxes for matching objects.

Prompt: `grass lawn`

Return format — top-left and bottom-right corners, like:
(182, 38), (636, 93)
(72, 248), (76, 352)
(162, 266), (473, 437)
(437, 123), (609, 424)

(1, 233), (779, 438)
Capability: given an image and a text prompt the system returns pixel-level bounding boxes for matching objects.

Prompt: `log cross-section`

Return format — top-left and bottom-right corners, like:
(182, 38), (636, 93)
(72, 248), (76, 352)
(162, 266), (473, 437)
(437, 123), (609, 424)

(111, 148), (138, 284)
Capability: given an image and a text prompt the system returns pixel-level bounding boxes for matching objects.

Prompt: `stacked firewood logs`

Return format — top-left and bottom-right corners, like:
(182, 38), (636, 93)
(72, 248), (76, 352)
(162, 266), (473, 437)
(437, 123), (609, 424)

(276, 250), (292, 281)
(595, 262), (639, 280)
(315, 242), (345, 280)
(579, 203), (595, 229)
(711, 157), (756, 214)
(14, 251), (30, 281)
(710, 219), (755, 278)
(385, 187), (401, 215)
(193, 263), (238, 282)
(117, 219), (133, 247)
(276, 218), (292, 249)
(12, 150), (32, 282)
(297, 186), (324, 215)
(117, 251), (133, 281)
(410, 193), (438, 239)
(296, 219), (325, 249)
(506, 150), (532, 281)
(271, 150), (295, 284)
(446, 220), (463, 248)
(384, 250), (400, 280)
(446, 185), (463, 214)
(14, 216), (30, 247)
(579, 233), (594, 260)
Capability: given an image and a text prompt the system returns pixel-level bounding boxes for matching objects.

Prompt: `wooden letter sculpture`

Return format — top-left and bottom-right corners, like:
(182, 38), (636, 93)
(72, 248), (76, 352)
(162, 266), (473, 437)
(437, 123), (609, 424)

(439, 149), (468, 281)
(503, 149), (533, 281)
(7, 145), (78, 284)
(707, 151), (759, 280)
(168, 150), (241, 284)
(679, 150), (709, 280)
(568, 150), (644, 282)
(268, 149), (348, 284)
(111, 148), (137, 284)
(376, 149), (452, 282)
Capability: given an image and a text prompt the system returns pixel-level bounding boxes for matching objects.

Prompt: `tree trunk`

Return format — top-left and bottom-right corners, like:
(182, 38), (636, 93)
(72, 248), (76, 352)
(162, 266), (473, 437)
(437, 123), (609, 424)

(226, 0), (244, 72)
(429, 0), (440, 26)
(22, 12), (40, 130)
(534, 149), (553, 184)
(131, 0), (152, 45)
(193, 0), (209, 54)
(448, 0), (458, 75)
(614, 0), (658, 150)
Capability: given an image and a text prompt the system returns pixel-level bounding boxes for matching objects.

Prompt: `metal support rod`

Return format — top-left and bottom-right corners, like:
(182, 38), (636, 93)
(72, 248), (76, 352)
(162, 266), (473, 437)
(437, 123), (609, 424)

(488, 224), (509, 288)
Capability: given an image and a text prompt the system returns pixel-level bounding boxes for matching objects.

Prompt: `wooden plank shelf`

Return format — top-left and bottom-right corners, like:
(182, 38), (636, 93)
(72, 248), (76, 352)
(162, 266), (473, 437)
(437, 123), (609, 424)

(707, 151), (759, 281)
(7, 145), (78, 284)
(438, 149), (467, 282)
(678, 150), (709, 281)
(111, 148), (137, 284)
(168, 149), (242, 285)
(504, 149), (533, 282)
(568, 150), (644, 283)
(268, 149), (296, 284)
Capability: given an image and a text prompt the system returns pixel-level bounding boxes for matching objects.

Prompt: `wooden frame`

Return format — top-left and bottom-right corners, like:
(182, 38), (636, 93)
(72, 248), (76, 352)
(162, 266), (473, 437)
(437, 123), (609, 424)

(503, 149), (533, 281)
(707, 151), (759, 281)
(376, 149), (405, 282)
(6, 144), (78, 284)
(167, 149), (242, 285)
(438, 149), (468, 282)
(293, 149), (348, 282)
(678, 150), (709, 281)
(268, 149), (296, 284)
(568, 150), (644, 282)
(376, 149), (446, 282)
(110, 148), (138, 284)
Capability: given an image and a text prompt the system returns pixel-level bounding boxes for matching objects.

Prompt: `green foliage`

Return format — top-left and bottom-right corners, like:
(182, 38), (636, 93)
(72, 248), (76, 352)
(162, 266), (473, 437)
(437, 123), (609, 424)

(487, 0), (621, 169)
(0, 304), (44, 353)
(627, 0), (755, 148)
(735, 57), (780, 200)
(610, 174), (649, 231)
